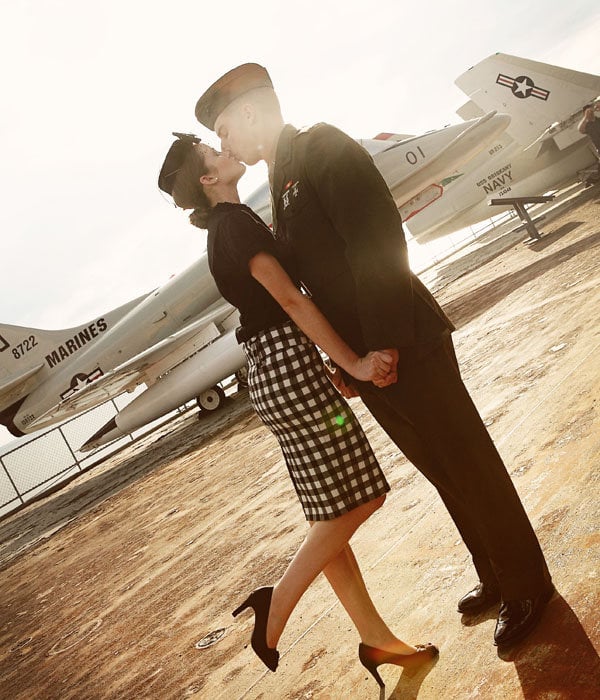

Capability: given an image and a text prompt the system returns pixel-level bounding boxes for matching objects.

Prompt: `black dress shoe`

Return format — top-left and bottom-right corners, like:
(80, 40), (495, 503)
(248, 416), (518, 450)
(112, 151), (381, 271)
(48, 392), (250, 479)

(457, 583), (501, 614)
(494, 583), (555, 648)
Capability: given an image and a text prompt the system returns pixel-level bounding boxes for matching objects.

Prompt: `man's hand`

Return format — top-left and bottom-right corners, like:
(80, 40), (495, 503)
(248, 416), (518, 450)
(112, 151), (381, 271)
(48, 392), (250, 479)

(372, 348), (399, 388)
(351, 350), (396, 383)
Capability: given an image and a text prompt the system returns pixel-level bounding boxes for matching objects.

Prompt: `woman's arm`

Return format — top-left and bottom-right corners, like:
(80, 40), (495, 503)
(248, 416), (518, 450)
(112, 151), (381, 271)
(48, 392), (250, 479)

(248, 251), (396, 384)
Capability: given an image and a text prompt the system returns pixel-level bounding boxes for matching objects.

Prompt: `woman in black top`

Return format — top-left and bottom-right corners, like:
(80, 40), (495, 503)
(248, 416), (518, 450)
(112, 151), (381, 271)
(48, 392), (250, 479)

(158, 134), (437, 689)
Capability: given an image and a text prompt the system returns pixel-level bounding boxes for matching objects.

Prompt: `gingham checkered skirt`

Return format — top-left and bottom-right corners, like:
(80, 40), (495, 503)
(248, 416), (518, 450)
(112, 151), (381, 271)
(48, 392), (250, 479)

(243, 322), (389, 521)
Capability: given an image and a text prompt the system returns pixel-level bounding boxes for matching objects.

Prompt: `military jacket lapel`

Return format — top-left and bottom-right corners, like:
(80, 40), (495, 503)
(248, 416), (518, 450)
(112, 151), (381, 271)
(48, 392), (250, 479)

(270, 124), (297, 235)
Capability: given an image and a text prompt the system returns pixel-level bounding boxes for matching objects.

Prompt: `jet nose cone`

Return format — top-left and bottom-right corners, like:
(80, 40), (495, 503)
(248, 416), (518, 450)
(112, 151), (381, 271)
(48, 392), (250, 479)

(80, 417), (118, 452)
(473, 111), (511, 142)
(493, 111), (512, 129)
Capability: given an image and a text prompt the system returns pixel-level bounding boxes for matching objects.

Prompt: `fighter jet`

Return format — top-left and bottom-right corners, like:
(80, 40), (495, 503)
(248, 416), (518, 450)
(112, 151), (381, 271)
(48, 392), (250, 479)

(0, 256), (246, 444)
(403, 53), (600, 242)
(0, 110), (511, 451)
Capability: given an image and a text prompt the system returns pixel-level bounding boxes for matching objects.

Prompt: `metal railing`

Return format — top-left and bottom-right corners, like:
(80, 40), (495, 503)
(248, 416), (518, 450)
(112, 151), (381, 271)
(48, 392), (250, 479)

(0, 393), (194, 518)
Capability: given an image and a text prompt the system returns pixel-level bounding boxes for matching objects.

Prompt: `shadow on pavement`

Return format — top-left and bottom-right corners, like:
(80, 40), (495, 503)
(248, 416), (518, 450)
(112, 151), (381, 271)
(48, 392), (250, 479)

(442, 229), (600, 328)
(388, 654), (440, 700)
(498, 593), (600, 699)
(526, 220), (583, 252)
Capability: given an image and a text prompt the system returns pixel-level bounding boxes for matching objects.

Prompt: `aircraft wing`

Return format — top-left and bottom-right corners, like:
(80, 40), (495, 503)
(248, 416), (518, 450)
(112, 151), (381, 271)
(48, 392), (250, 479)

(0, 364), (46, 412)
(383, 111), (510, 209)
(29, 300), (239, 426)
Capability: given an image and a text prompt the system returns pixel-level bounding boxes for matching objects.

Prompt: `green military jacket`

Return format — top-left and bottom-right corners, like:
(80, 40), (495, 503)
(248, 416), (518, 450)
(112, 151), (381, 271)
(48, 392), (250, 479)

(271, 123), (453, 355)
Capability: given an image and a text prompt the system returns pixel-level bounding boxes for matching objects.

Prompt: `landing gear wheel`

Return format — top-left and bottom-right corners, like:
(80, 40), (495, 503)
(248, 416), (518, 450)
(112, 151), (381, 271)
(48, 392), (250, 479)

(196, 385), (226, 413)
(235, 366), (249, 390)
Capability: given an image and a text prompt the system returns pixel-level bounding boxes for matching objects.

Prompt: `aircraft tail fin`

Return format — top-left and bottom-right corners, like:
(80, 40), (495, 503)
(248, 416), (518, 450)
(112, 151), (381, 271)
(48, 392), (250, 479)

(455, 53), (600, 148)
(456, 100), (485, 120)
(0, 294), (147, 413)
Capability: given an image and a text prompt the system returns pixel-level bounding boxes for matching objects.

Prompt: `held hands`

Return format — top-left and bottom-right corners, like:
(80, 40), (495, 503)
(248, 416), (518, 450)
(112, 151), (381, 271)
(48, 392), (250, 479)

(372, 348), (399, 388)
(352, 350), (397, 385)
(325, 348), (399, 397)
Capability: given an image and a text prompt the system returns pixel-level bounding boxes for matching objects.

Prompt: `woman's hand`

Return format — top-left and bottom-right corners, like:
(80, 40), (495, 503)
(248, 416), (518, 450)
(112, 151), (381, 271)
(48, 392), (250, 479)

(326, 364), (360, 398)
(350, 350), (397, 385)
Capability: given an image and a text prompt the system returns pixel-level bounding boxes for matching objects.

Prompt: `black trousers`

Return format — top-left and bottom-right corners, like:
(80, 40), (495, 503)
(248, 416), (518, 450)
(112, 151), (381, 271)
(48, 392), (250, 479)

(358, 330), (550, 600)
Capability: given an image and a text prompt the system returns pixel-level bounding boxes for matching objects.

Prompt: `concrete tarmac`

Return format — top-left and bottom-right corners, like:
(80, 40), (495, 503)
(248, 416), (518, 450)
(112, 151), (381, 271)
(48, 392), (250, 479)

(0, 187), (598, 699)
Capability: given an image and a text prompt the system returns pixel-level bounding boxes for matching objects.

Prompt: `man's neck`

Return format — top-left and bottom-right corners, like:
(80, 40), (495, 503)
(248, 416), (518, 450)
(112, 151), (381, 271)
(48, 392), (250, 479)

(261, 122), (285, 168)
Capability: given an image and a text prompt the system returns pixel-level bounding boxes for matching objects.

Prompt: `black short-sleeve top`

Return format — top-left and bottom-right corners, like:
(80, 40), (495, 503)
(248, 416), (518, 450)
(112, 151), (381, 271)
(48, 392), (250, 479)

(206, 202), (292, 343)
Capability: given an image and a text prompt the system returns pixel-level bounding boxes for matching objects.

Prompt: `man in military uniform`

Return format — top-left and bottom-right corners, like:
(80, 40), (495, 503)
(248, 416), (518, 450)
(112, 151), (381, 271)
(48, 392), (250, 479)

(578, 102), (600, 185)
(578, 101), (600, 153)
(194, 63), (553, 649)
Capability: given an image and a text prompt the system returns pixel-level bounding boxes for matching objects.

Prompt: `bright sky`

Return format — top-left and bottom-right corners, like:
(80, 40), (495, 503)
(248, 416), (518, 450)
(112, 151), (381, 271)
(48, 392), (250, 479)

(1, 0), (599, 332)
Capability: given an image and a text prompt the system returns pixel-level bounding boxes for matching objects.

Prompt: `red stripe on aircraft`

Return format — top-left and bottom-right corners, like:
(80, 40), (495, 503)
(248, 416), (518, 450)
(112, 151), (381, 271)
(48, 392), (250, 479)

(531, 88), (549, 100)
(497, 74), (514, 87)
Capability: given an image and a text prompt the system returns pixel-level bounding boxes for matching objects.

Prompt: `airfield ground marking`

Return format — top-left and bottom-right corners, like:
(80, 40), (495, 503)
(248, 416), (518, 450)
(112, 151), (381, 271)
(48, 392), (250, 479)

(233, 335), (599, 700)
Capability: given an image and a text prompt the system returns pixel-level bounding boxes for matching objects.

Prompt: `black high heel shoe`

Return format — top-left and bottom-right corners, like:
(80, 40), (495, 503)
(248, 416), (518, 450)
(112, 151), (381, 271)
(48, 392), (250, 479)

(232, 586), (279, 672)
(358, 642), (439, 691)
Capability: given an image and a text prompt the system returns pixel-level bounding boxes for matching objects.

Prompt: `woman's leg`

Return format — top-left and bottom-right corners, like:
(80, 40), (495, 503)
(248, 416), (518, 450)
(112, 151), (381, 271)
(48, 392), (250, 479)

(266, 494), (414, 652)
(322, 544), (416, 653)
(266, 496), (384, 647)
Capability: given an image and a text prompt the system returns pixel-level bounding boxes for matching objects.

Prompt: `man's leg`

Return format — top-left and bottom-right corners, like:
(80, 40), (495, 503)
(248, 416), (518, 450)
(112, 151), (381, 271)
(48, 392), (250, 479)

(358, 381), (499, 591)
(359, 332), (550, 601)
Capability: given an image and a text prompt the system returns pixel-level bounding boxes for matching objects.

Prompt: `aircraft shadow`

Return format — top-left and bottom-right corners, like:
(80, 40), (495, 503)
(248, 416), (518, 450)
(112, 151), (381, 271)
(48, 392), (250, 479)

(497, 593), (600, 699)
(441, 228), (600, 328)
(0, 392), (257, 569)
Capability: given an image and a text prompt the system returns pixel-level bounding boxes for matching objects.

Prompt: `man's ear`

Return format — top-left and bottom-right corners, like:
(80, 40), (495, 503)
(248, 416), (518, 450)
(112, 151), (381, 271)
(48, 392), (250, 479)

(199, 174), (218, 186)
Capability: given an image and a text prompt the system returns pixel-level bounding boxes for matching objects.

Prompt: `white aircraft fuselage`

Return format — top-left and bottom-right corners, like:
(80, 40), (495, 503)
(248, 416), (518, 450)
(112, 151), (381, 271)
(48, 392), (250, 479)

(407, 134), (597, 242)
(0, 257), (227, 434)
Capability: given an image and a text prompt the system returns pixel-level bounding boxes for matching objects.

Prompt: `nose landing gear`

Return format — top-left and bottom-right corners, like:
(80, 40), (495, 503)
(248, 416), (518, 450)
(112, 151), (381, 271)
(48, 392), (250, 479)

(196, 385), (226, 413)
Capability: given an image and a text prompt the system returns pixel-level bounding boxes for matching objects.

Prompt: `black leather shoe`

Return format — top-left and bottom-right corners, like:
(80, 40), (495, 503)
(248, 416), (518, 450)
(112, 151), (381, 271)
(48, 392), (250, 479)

(494, 583), (555, 648)
(457, 583), (501, 615)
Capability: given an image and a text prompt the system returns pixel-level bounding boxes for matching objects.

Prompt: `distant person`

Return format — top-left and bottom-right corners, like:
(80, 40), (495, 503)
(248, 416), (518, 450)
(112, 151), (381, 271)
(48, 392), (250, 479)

(578, 103), (600, 185)
(158, 133), (438, 691)
(194, 63), (554, 650)
(578, 102), (600, 153)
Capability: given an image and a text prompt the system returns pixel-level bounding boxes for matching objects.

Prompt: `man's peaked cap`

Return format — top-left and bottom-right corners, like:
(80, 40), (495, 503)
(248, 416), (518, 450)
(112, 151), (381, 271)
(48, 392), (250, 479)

(195, 63), (273, 130)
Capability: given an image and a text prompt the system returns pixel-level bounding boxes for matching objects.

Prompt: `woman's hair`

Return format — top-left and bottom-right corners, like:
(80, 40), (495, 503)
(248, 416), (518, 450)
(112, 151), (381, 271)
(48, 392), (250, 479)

(158, 135), (212, 229)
